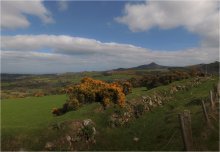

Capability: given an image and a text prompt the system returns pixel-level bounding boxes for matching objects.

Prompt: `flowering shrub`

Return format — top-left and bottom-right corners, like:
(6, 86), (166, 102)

(115, 81), (132, 95)
(52, 77), (130, 116)
(65, 77), (127, 108)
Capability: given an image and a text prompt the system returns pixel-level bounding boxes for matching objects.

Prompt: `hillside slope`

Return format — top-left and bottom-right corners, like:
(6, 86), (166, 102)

(1, 76), (219, 151)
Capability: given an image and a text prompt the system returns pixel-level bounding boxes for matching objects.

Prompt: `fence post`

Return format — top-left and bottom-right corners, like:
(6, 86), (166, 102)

(218, 82), (220, 99)
(201, 100), (210, 125)
(209, 90), (215, 110)
(178, 110), (193, 151)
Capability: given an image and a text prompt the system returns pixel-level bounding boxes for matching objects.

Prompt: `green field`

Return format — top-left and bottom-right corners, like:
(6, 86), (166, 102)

(1, 77), (219, 151)
(1, 71), (136, 99)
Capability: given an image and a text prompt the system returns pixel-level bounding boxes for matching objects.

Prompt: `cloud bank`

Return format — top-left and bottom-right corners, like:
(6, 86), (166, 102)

(1, 35), (218, 73)
(115, 0), (219, 47)
(1, 0), (54, 29)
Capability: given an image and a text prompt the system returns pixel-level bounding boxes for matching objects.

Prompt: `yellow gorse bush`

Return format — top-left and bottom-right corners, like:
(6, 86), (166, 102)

(65, 77), (126, 107)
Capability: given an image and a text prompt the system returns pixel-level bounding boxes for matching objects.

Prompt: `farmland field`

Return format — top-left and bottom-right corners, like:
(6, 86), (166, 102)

(1, 76), (219, 151)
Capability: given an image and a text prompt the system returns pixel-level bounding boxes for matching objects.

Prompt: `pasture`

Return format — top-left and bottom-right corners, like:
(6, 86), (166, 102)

(1, 77), (219, 151)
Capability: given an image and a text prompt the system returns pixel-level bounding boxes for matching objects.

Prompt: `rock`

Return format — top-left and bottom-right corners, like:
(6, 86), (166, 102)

(92, 127), (96, 135)
(83, 119), (93, 126)
(170, 86), (178, 94)
(69, 120), (83, 129)
(145, 105), (150, 111)
(133, 137), (139, 142)
(157, 100), (162, 106)
(142, 96), (147, 102)
(142, 96), (147, 99)
(45, 142), (55, 150)
(66, 135), (72, 142)
(92, 139), (96, 144)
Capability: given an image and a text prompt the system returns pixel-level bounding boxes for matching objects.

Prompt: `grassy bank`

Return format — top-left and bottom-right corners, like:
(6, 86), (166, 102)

(1, 77), (219, 150)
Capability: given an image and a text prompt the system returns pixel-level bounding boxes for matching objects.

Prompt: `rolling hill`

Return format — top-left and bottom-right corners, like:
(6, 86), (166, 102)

(110, 61), (219, 74)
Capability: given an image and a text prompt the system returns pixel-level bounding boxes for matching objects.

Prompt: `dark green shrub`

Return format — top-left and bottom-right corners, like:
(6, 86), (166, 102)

(67, 98), (80, 110)
(114, 105), (126, 116)
(82, 125), (94, 140)
(61, 103), (69, 113)
(52, 108), (63, 116)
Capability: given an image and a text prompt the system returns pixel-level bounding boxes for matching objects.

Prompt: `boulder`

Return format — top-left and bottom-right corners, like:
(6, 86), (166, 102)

(66, 135), (72, 142)
(133, 137), (139, 142)
(149, 100), (153, 106)
(45, 142), (55, 151)
(142, 96), (147, 102)
(83, 119), (93, 126)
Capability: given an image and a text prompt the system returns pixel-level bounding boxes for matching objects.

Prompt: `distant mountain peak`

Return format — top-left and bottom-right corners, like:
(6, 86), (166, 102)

(148, 62), (158, 66)
(129, 62), (167, 70)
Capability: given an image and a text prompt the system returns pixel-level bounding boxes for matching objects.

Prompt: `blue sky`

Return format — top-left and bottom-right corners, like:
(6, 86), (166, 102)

(1, 0), (219, 73)
(2, 1), (201, 51)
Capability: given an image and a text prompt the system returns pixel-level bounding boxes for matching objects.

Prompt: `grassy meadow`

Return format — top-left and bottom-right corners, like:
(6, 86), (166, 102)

(1, 76), (219, 151)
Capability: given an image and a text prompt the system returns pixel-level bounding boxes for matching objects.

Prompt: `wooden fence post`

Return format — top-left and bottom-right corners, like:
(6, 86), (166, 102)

(201, 100), (210, 125)
(178, 110), (193, 151)
(218, 82), (220, 99)
(209, 90), (215, 110)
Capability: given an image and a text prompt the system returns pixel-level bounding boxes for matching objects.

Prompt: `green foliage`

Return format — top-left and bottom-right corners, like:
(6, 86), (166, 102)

(81, 125), (94, 140)
(114, 105), (126, 116)
(52, 101), (75, 116)
(67, 98), (80, 111)
(1, 76), (219, 151)
(128, 70), (201, 90)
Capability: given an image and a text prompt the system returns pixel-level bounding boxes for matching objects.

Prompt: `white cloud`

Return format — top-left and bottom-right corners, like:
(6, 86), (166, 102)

(1, 1), (218, 73)
(58, 0), (68, 11)
(1, 35), (147, 56)
(115, 0), (219, 47)
(1, 35), (218, 73)
(1, 0), (54, 29)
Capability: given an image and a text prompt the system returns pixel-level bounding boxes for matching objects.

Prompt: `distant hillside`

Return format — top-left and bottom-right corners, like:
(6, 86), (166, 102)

(111, 61), (219, 75)
(130, 62), (168, 70)
(189, 61), (219, 74)
(168, 61), (219, 74)
(1, 74), (32, 82)
(1, 61), (219, 77)
(113, 62), (168, 72)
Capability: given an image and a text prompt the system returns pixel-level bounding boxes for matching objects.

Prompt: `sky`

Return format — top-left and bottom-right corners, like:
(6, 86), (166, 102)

(1, 0), (219, 74)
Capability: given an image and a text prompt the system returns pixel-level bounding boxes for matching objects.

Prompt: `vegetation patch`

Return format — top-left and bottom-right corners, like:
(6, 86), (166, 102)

(1, 72), (219, 151)
(52, 77), (132, 116)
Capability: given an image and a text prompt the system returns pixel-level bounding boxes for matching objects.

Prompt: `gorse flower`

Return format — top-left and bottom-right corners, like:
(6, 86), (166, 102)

(65, 77), (129, 107)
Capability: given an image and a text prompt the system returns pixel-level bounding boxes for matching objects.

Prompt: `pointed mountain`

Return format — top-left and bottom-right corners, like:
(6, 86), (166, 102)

(130, 62), (168, 70)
